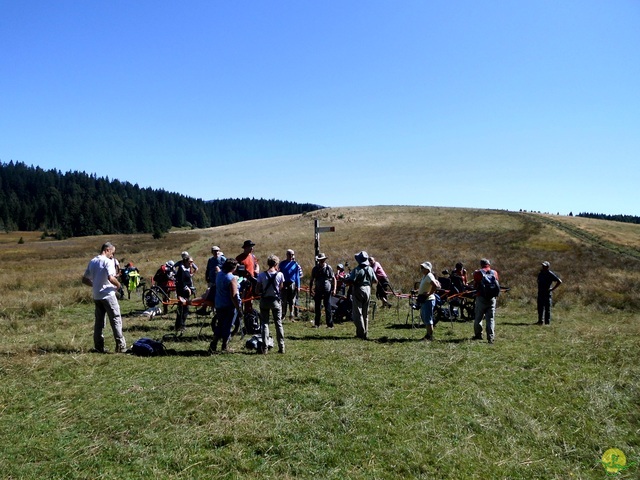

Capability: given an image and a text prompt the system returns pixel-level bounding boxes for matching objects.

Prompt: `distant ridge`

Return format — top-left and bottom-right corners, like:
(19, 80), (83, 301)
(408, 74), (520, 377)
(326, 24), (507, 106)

(577, 212), (640, 224)
(0, 161), (322, 238)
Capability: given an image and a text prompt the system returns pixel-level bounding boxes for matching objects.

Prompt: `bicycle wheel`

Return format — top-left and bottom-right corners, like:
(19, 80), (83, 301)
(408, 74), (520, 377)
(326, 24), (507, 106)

(142, 287), (163, 309)
(460, 298), (475, 321)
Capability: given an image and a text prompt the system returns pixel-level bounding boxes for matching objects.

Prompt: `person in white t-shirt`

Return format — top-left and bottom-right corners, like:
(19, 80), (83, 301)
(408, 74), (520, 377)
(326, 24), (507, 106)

(82, 242), (127, 353)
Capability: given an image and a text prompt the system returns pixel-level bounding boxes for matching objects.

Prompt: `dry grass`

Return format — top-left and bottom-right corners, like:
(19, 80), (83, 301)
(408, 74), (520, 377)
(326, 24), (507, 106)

(1, 207), (639, 479)
(1, 207), (639, 317)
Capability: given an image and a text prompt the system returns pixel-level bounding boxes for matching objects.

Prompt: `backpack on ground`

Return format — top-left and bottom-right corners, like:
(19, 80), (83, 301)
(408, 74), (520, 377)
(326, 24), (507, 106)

(131, 337), (166, 356)
(478, 270), (500, 299)
(245, 333), (274, 352)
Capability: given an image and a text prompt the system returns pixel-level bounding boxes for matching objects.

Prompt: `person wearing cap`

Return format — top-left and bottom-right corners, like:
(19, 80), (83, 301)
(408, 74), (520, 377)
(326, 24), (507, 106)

(472, 259), (500, 343)
(182, 251), (199, 275)
(417, 261), (441, 341)
(345, 251), (377, 339)
(309, 253), (336, 328)
(205, 246), (227, 289)
(174, 252), (196, 333)
(369, 256), (393, 308)
(335, 263), (348, 296)
(537, 261), (562, 325)
(82, 242), (127, 353)
(279, 249), (303, 320)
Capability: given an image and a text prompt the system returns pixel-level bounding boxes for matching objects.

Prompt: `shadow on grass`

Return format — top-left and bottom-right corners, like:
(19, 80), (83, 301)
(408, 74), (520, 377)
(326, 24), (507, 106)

(375, 336), (422, 344)
(286, 334), (356, 341)
(501, 322), (535, 326)
(160, 333), (212, 343)
(386, 323), (424, 330)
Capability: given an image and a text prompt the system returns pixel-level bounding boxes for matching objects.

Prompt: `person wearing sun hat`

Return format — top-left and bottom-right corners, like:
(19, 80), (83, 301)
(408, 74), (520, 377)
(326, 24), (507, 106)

(345, 251), (377, 339)
(537, 260), (562, 325)
(417, 261), (441, 341)
(309, 253), (336, 328)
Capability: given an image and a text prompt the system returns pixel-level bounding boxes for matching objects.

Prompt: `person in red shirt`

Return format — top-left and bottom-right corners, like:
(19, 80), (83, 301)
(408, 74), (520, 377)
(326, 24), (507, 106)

(236, 240), (260, 314)
(236, 240), (259, 279)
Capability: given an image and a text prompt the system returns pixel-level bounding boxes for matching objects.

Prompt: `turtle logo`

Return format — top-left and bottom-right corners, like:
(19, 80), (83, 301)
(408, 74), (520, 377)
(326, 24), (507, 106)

(601, 448), (635, 475)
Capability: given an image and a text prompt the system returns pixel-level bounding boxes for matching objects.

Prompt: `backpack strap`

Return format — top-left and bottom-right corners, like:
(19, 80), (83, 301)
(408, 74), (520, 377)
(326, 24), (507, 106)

(263, 272), (279, 299)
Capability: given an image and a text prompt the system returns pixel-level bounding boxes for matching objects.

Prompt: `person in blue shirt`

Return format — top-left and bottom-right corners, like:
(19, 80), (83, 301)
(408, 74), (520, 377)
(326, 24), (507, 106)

(210, 259), (242, 353)
(278, 249), (303, 320)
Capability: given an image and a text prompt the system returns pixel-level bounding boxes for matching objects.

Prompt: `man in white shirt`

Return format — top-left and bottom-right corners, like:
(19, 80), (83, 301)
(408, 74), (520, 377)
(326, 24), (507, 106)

(83, 242), (127, 353)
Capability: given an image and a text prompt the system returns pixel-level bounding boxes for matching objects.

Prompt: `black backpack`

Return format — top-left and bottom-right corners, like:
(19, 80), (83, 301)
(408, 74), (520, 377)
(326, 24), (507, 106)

(478, 270), (500, 299)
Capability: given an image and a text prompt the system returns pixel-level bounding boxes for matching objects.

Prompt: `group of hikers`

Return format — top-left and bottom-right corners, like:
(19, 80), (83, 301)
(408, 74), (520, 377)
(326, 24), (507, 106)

(82, 240), (563, 354)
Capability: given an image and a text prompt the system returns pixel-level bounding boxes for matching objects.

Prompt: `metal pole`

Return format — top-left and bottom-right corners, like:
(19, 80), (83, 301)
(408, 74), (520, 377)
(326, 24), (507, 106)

(314, 219), (320, 262)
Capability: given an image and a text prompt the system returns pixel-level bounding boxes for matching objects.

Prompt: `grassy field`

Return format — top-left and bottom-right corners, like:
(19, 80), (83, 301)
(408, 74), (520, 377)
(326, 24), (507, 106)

(0, 206), (638, 479)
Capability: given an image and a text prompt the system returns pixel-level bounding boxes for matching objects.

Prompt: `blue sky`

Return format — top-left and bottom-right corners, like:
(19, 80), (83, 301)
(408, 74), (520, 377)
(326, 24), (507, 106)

(1, 1), (638, 215)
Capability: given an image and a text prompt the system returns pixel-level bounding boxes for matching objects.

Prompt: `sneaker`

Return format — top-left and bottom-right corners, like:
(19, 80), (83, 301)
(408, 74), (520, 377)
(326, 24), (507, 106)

(278, 347), (285, 354)
(422, 334), (433, 342)
(471, 335), (483, 341)
(488, 338), (495, 344)
(116, 345), (128, 353)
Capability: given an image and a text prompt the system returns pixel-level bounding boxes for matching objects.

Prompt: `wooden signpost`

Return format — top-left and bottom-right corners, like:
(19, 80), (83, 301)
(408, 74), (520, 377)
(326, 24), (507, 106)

(314, 219), (335, 262)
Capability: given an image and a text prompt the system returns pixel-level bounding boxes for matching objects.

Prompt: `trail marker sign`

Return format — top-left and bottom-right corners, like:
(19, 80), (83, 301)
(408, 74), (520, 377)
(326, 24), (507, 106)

(314, 220), (335, 261)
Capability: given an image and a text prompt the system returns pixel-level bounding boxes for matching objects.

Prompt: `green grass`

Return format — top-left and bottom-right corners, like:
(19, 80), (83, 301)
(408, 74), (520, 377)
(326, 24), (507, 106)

(0, 297), (638, 479)
(1, 206), (639, 478)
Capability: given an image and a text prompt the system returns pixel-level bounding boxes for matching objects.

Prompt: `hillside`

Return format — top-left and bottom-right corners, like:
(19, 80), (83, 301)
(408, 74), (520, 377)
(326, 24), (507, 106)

(1, 206), (639, 479)
(2, 206), (639, 317)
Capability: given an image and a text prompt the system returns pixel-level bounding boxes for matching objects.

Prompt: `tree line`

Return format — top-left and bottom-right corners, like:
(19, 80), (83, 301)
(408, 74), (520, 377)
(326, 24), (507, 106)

(0, 161), (322, 238)
(577, 212), (640, 224)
